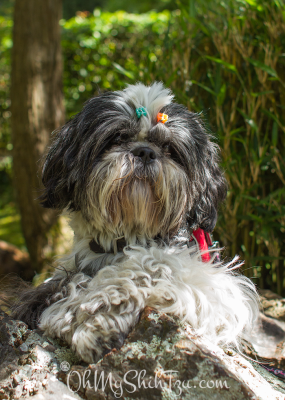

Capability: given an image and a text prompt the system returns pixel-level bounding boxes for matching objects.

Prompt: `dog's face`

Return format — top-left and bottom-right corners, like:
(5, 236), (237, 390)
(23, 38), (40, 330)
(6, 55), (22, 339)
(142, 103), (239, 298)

(40, 83), (227, 242)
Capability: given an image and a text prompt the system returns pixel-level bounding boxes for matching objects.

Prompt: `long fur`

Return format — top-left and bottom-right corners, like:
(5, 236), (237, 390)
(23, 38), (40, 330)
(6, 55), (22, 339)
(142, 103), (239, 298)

(7, 82), (258, 363)
(40, 82), (226, 237)
(38, 243), (258, 363)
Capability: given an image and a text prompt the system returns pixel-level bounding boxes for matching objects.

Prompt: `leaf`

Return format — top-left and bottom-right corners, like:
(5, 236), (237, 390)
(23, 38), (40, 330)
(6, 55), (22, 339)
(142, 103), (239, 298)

(244, 0), (257, 5)
(205, 56), (237, 73)
(189, 0), (196, 18)
(248, 119), (258, 131)
(261, 109), (284, 132)
(272, 121), (278, 147)
(231, 137), (247, 145)
(238, 213), (263, 222)
(245, 57), (279, 78)
(230, 127), (246, 136)
(241, 195), (259, 203)
(112, 62), (135, 80)
(250, 90), (274, 97)
(192, 18), (210, 36)
(236, 108), (258, 131)
(190, 58), (202, 77)
(274, 0), (284, 8)
(217, 82), (226, 106)
(214, 64), (222, 95)
(191, 80), (216, 96)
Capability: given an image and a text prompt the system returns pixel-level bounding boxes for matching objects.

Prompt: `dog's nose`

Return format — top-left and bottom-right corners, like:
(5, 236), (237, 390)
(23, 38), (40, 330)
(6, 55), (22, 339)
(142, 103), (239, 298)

(131, 146), (156, 164)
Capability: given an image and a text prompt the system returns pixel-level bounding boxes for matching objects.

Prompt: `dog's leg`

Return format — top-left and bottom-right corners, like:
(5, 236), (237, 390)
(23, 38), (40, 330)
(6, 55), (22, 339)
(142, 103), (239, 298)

(39, 269), (150, 363)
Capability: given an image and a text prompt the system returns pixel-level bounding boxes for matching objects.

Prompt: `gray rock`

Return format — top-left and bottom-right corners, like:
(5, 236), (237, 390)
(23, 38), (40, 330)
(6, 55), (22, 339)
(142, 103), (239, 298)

(260, 289), (285, 322)
(249, 313), (285, 365)
(249, 291), (285, 369)
(1, 307), (285, 399)
(0, 310), (82, 399)
(26, 375), (83, 400)
(59, 308), (285, 400)
(18, 343), (28, 353)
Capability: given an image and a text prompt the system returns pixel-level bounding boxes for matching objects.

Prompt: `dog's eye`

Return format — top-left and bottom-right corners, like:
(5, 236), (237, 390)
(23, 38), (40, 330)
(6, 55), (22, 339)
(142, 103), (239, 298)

(120, 132), (131, 142)
(162, 142), (170, 152)
(111, 135), (122, 145)
(167, 145), (184, 167)
(111, 132), (130, 145)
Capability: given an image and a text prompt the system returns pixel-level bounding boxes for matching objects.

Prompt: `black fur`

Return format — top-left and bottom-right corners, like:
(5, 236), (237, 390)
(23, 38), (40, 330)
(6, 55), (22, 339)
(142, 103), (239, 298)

(3, 84), (228, 346)
(2, 272), (75, 329)
(40, 91), (227, 234)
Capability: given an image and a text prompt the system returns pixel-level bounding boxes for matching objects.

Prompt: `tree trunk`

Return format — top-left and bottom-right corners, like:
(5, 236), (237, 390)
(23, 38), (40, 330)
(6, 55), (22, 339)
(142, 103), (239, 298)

(11, 0), (64, 272)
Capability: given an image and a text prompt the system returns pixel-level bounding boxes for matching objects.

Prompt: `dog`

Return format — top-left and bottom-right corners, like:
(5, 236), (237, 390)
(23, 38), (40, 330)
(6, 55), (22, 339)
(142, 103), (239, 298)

(11, 82), (258, 363)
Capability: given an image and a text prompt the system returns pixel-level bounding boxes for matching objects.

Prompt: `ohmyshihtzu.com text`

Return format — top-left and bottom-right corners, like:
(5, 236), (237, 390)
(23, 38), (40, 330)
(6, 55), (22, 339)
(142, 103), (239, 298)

(67, 369), (230, 397)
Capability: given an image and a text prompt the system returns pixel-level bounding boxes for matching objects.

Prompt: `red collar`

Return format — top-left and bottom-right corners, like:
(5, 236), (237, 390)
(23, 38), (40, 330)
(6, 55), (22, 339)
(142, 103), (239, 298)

(191, 228), (213, 262)
(89, 228), (217, 262)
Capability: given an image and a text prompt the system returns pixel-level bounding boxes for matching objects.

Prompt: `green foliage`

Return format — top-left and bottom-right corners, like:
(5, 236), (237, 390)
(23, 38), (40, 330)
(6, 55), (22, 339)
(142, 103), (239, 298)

(63, 0), (104, 20)
(0, 201), (25, 250)
(0, 16), (16, 249)
(62, 0), (187, 19)
(0, 15), (12, 153)
(61, 10), (171, 117)
(104, 0), (185, 13)
(0, 0), (14, 17)
(0, 0), (285, 293)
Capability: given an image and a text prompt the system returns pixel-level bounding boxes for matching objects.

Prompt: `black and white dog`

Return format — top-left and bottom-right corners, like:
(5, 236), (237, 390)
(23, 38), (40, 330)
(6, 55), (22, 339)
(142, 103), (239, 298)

(12, 82), (258, 363)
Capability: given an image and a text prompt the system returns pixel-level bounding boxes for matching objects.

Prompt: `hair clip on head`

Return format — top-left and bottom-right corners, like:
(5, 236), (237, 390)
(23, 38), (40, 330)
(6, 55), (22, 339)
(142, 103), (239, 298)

(136, 107), (147, 119)
(157, 113), (168, 124)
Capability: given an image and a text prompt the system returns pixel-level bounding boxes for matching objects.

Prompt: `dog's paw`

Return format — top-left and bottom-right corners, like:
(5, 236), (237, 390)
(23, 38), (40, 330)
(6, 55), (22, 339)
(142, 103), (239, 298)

(71, 321), (128, 363)
(40, 300), (139, 363)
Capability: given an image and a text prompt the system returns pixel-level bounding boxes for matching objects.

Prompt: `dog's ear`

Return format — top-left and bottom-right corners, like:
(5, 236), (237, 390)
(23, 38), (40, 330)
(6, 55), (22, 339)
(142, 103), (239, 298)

(188, 141), (227, 232)
(185, 116), (228, 233)
(161, 104), (227, 233)
(39, 92), (133, 210)
(39, 117), (81, 210)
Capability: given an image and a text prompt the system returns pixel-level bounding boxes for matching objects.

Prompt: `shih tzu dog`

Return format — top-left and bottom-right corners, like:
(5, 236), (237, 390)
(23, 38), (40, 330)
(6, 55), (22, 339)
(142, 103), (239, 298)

(11, 82), (258, 363)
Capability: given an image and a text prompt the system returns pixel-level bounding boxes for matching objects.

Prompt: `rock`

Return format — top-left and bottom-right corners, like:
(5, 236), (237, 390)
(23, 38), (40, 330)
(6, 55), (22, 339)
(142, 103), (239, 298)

(0, 307), (285, 399)
(60, 308), (285, 400)
(28, 376), (83, 400)
(0, 311), (30, 347)
(0, 310), (83, 399)
(247, 289), (285, 369)
(259, 289), (285, 322)
(0, 241), (33, 281)
(248, 312), (285, 370)
(250, 313), (285, 357)
(0, 310), (31, 383)
(259, 290), (283, 301)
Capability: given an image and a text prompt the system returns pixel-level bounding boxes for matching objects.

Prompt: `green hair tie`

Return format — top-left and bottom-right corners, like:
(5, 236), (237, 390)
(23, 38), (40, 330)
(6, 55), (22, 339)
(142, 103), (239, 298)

(136, 107), (147, 118)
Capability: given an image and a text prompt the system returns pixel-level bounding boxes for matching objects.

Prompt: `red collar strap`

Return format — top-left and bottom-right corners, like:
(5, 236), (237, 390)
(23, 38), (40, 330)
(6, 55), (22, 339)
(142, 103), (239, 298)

(190, 228), (219, 263)
(89, 228), (218, 262)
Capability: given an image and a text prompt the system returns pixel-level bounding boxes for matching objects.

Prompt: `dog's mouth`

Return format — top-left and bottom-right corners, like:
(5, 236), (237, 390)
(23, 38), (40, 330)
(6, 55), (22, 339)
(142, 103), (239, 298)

(86, 150), (189, 239)
(106, 160), (187, 237)
(108, 178), (158, 228)
(108, 150), (160, 184)
(131, 162), (158, 181)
